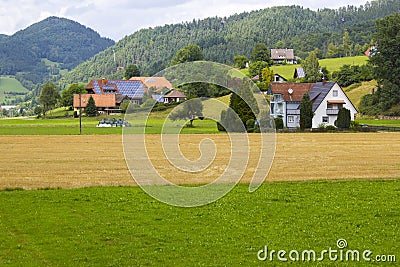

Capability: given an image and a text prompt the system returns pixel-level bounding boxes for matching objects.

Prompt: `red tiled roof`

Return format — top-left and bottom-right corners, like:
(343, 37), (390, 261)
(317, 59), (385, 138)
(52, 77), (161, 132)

(270, 83), (315, 102)
(73, 94), (116, 108)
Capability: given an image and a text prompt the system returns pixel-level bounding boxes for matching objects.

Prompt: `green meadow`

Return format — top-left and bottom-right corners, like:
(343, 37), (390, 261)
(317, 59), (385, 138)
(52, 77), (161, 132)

(240, 56), (369, 80)
(0, 76), (29, 104)
(0, 180), (398, 266)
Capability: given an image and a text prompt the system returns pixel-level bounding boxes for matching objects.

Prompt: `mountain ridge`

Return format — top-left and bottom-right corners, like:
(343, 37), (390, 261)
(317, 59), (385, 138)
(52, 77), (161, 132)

(59, 0), (400, 88)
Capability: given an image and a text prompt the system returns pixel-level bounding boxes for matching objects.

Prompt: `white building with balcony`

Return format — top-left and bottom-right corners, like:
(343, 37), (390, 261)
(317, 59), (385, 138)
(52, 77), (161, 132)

(270, 82), (357, 128)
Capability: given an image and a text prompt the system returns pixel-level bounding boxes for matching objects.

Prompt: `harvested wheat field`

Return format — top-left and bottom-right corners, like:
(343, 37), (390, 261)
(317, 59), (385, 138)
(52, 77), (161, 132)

(0, 133), (399, 189)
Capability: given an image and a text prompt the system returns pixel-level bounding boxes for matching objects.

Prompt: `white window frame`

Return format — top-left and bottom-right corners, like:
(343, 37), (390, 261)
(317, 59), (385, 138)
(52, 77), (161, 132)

(333, 90), (338, 97)
(288, 115), (295, 123)
(322, 116), (329, 123)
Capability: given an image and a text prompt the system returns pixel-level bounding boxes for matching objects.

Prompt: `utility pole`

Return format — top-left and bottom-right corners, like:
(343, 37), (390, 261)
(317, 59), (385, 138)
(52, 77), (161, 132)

(79, 93), (82, 135)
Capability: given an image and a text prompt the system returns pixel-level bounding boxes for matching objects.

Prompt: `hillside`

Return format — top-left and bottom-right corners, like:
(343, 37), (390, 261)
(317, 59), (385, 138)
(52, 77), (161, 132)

(0, 76), (28, 105)
(59, 0), (400, 87)
(0, 17), (115, 89)
(344, 80), (377, 109)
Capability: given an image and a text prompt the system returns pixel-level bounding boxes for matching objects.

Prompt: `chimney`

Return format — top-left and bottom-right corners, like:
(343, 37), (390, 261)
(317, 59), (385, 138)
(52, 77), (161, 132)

(322, 76), (327, 86)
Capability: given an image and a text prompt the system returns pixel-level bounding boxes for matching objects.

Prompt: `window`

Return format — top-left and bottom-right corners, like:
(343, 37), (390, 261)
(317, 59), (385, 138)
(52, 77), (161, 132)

(288, 116), (294, 123)
(333, 90), (338, 97)
(274, 94), (282, 102)
(322, 116), (329, 123)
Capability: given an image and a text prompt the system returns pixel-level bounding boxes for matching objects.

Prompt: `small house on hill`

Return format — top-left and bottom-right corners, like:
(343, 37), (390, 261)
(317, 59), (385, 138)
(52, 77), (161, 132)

(270, 82), (357, 128)
(163, 90), (187, 103)
(271, 49), (297, 64)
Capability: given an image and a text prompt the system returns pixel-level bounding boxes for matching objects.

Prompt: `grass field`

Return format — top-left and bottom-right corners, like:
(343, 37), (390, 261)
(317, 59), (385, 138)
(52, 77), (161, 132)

(0, 133), (399, 189)
(269, 56), (369, 80)
(0, 180), (398, 266)
(0, 76), (29, 104)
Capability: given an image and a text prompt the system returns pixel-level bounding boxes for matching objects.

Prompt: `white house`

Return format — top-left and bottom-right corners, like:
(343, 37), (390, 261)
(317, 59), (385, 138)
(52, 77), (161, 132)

(270, 82), (357, 128)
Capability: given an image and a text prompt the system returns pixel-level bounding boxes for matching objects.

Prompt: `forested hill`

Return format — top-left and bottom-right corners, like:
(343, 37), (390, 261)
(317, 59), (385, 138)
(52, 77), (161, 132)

(0, 17), (114, 88)
(60, 0), (400, 87)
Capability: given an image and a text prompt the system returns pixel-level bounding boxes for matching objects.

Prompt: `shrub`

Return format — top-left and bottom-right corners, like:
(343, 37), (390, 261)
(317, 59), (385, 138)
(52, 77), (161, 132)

(246, 119), (256, 132)
(274, 117), (284, 130)
(325, 125), (337, 132)
(334, 108), (351, 129)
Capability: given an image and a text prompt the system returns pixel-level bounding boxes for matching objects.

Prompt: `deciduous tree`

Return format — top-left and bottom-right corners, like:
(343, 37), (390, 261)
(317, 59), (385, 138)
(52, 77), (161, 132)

(301, 51), (322, 82)
(170, 98), (203, 127)
(61, 84), (86, 108)
(124, 64), (141, 79)
(39, 82), (60, 116)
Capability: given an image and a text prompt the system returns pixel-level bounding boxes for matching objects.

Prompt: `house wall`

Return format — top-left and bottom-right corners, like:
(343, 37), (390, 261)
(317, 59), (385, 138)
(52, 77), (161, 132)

(312, 83), (358, 128)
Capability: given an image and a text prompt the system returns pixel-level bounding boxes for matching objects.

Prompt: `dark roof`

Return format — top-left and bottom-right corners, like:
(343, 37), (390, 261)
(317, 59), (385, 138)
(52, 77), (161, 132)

(86, 79), (145, 99)
(308, 82), (335, 111)
(152, 94), (164, 102)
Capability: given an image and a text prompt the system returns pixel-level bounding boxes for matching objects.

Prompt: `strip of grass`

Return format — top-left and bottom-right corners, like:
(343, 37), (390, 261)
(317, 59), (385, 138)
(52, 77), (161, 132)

(0, 117), (220, 135)
(356, 119), (400, 127)
(0, 179), (398, 266)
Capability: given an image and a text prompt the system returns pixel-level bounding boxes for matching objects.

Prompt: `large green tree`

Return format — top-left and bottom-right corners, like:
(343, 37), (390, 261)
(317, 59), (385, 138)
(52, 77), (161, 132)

(234, 55), (249, 69)
(222, 78), (259, 132)
(250, 43), (270, 63)
(248, 61), (269, 81)
(369, 13), (400, 113)
(300, 93), (313, 130)
(61, 84), (86, 108)
(124, 64), (141, 79)
(301, 51), (322, 82)
(170, 98), (203, 127)
(170, 44), (204, 66)
(39, 82), (60, 116)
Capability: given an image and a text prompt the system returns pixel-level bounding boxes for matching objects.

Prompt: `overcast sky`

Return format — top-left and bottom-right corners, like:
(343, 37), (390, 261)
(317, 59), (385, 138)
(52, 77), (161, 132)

(0, 0), (368, 41)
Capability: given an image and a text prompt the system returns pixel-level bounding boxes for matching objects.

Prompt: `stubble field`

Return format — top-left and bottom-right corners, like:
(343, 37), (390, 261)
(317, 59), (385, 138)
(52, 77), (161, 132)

(1, 132), (399, 189)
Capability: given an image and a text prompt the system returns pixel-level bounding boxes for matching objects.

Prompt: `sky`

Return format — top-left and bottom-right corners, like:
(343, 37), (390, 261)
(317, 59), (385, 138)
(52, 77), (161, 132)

(0, 0), (368, 41)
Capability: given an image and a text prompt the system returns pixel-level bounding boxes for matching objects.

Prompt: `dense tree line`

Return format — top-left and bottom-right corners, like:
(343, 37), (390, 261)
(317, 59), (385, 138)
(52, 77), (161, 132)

(59, 0), (400, 88)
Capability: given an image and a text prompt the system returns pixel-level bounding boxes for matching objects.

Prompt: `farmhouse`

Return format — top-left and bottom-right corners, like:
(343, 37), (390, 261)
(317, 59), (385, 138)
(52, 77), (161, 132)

(73, 79), (146, 114)
(73, 94), (130, 114)
(271, 49), (297, 64)
(270, 82), (357, 128)
(85, 79), (146, 105)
